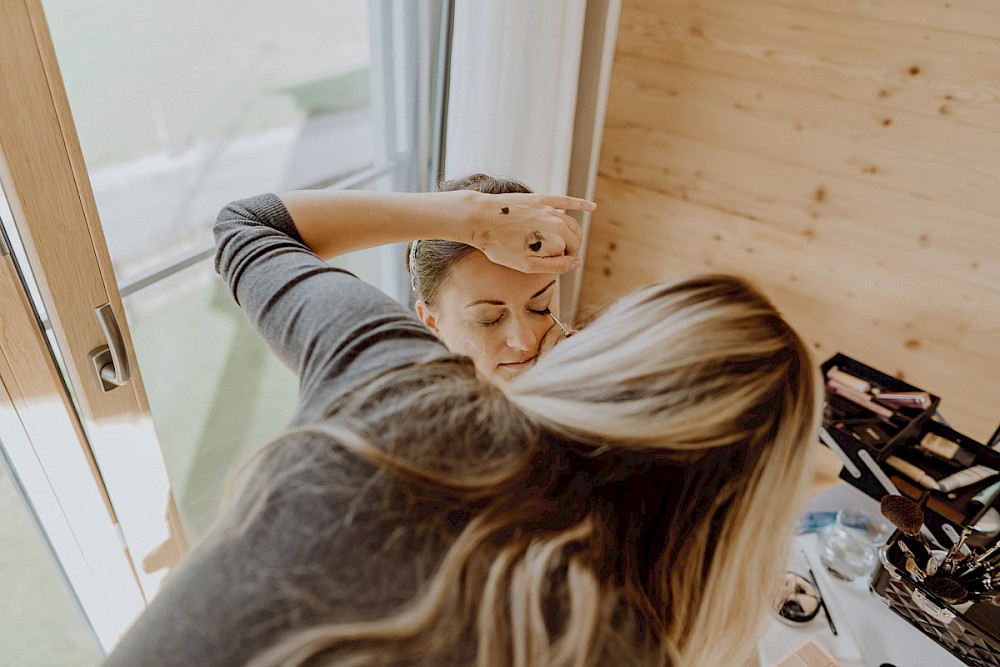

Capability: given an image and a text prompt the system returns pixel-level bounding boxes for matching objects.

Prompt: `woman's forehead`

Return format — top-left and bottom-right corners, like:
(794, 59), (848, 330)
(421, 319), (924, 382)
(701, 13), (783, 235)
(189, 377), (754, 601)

(444, 252), (556, 306)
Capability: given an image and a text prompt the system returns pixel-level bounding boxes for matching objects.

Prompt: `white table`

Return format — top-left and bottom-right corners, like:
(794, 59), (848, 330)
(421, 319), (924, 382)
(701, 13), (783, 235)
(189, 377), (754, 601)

(757, 484), (968, 667)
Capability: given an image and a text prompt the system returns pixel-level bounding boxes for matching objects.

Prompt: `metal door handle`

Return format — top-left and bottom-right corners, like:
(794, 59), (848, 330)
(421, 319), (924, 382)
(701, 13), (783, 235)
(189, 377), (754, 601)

(88, 303), (131, 391)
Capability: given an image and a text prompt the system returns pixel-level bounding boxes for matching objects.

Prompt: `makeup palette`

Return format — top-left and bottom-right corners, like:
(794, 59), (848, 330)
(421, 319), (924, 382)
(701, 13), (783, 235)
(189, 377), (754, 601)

(775, 638), (842, 667)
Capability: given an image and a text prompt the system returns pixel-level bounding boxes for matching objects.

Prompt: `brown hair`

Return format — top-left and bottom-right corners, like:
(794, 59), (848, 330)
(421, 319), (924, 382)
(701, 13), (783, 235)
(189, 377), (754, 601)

(405, 173), (532, 304)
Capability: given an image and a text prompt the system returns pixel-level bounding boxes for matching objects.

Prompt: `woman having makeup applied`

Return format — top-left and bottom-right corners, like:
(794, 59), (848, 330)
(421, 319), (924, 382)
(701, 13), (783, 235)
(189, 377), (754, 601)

(406, 174), (576, 383)
(104, 179), (821, 667)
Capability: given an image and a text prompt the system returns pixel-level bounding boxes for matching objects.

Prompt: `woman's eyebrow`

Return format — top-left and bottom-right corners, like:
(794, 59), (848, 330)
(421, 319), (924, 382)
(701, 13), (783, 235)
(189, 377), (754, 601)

(465, 281), (556, 308)
(529, 281), (557, 300)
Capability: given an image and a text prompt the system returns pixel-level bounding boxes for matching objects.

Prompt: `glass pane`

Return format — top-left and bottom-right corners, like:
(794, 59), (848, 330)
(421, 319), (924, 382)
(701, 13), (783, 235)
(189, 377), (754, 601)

(40, 0), (429, 545)
(43, 0), (374, 287)
(123, 239), (392, 540)
(0, 451), (102, 667)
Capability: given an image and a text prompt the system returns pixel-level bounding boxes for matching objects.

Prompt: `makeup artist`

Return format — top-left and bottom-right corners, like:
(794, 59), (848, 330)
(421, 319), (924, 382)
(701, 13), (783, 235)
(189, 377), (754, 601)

(103, 182), (822, 667)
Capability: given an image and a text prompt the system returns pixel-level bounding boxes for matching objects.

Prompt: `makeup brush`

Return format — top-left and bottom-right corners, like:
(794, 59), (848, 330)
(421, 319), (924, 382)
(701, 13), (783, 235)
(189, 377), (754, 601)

(955, 545), (1000, 586)
(881, 494), (925, 535)
(880, 494), (934, 544)
(880, 494), (935, 565)
(969, 539), (1000, 567)
(942, 496), (999, 572)
(948, 481), (1000, 581)
(924, 576), (968, 604)
(940, 550), (970, 575)
(961, 570), (1000, 596)
(904, 555), (925, 582)
(942, 525), (976, 572)
(542, 308), (572, 338)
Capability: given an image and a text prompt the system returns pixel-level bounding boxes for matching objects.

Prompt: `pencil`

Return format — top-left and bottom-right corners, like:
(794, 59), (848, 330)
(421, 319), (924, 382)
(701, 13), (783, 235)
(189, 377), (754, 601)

(806, 564), (839, 636)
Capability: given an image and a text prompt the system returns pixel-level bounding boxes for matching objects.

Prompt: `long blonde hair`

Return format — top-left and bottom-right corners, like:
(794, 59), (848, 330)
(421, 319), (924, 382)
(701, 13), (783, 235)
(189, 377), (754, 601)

(245, 274), (820, 667)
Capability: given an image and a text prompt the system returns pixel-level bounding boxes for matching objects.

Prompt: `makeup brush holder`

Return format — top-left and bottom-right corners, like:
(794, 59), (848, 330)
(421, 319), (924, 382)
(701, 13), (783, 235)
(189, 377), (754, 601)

(872, 530), (1000, 667)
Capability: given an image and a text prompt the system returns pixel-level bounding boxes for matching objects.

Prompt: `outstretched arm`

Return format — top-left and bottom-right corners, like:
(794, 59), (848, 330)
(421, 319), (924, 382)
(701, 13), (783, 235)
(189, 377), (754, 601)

(277, 189), (594, 274)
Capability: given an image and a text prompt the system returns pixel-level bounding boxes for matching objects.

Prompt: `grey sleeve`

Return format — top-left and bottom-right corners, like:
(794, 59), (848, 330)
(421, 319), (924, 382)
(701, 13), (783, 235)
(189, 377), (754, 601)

(213, 193), (446, 414)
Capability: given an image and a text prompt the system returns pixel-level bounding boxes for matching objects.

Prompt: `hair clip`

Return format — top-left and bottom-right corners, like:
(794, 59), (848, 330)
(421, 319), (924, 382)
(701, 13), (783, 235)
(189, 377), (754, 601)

(408, 240), (420, 292)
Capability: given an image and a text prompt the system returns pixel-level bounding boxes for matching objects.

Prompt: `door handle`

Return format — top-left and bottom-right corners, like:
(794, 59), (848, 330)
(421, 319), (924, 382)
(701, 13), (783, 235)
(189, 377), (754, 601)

(88, 303), (131, 392)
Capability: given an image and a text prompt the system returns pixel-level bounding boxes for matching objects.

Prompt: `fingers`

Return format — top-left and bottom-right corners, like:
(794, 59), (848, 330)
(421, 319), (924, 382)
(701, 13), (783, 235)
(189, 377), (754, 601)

(523, 255), (581, 275)
(479, 192), (591, 273)
(537, 323), (567, 357)
(554, 211), (583, 255)
(539, 195), (597, 213)
(537, 317), (577, 357)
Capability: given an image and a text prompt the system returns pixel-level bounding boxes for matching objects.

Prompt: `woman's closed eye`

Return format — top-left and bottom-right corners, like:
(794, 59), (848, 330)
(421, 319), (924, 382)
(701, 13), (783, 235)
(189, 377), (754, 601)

(477, 309), (547, 327)
(477, 314), (505, 327)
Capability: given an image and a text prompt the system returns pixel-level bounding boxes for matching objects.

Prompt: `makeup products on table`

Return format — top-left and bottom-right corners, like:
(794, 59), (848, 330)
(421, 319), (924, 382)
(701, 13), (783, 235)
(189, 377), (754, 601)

(879, 482), (1000, 611)
(806, 565), (838, 636)
(884, 455), (943, 491)
(920, 432), (977, 467)
(888, 473), (966, 524)
(826, 366), (871, 393)
(834, 354), (1000, 663)
(826, 377), (897, 422)
(969, 481), (1000, 517)
(938, 465), (1000, 494)
(821, 363), (925, 455)
(818, 354), (1000, 570)
(871, 390), (933, 410)
(777, 572), (822, 624)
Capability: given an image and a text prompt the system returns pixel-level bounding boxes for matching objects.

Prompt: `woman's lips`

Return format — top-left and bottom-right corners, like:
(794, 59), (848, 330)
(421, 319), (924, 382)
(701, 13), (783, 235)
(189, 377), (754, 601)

(498, 356), (536, 369)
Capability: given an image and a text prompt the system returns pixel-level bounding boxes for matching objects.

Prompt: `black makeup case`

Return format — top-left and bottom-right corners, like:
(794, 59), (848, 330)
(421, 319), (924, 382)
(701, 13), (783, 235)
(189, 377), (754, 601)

(819, 352), (1000, 665)
(818, 353), (1000, 543)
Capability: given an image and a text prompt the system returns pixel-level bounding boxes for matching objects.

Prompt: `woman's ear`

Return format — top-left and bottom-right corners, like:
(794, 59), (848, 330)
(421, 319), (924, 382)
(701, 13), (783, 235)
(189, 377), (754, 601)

(414, 300), (441, 336)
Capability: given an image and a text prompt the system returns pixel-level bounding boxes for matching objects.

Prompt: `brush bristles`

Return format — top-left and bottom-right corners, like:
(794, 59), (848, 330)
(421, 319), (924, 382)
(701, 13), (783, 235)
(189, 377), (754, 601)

(880, 494), (924, 536)
(925, 577), (968, 604)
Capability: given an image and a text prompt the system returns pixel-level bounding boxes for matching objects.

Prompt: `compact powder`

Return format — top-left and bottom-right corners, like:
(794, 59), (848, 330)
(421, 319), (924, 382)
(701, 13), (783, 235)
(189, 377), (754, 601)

(777, 572), (821, 624)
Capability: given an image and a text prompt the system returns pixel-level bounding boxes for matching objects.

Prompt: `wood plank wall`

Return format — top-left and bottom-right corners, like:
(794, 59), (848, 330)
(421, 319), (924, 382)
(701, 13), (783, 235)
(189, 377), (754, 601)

(579, 0), (1000, 441)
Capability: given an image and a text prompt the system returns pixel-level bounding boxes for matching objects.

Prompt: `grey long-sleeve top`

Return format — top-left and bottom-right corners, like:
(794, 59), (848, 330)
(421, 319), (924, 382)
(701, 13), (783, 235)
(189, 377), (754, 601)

(103, 194), (465, 666)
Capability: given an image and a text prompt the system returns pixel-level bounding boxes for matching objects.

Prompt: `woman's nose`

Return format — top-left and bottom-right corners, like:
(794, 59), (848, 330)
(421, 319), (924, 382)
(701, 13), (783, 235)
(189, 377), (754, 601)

(505, 316), (536, 352)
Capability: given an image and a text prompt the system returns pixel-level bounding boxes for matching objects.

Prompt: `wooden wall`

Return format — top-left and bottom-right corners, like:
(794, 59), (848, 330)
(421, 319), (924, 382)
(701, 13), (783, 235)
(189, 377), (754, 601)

(580, 0), (1000, 441)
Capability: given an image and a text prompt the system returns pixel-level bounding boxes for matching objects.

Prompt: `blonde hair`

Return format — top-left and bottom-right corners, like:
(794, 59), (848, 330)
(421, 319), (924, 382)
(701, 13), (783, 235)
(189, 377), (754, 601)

(243, 274), (820, 667)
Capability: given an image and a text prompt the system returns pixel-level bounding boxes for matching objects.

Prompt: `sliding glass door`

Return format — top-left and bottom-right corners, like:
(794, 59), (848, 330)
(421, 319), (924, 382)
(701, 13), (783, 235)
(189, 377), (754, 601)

(0, 0), (447, 658)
